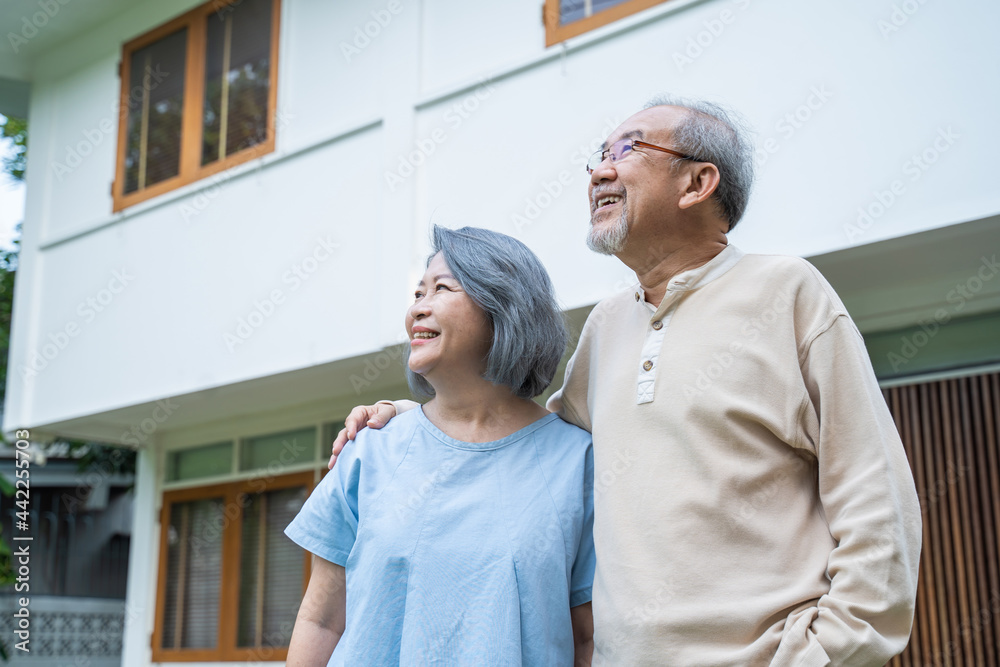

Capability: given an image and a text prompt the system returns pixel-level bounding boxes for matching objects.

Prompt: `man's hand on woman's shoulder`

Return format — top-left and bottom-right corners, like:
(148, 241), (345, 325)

(329, 401), (398, 468)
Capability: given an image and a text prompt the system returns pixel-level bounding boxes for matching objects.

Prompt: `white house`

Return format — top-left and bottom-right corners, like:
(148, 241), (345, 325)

(2, 0), (999, 664)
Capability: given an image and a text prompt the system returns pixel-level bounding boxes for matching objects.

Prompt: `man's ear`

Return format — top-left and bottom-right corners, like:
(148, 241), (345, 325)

(677, 163), (721, 210)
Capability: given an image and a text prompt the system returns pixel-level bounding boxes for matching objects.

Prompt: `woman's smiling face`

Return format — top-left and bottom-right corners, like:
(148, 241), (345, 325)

(405, 252), (493, 383)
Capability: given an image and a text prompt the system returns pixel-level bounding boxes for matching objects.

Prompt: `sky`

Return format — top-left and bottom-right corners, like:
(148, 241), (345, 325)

(0, 114), (25, 251)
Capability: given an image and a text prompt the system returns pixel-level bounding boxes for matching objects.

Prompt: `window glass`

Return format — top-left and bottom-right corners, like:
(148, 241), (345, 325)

(167, 441), (233, 481)
(558, 0), (628, 25)
(241, 427), (316, 472)
(202, 0), (273, 166)
(162, 497), (223, 649)
(124, 29), (187, 194)
(237, 485), (307, 648)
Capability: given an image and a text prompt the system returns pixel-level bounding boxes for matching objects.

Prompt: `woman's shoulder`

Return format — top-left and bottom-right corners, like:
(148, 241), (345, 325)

(545, 413), (591, 435)
(527, 416), (593, 499)
(339, 408), (421, 466)
(533, 414), (593, 452)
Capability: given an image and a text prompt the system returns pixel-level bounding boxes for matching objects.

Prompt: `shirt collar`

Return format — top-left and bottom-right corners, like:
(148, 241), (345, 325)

(633, 244), (745, 308)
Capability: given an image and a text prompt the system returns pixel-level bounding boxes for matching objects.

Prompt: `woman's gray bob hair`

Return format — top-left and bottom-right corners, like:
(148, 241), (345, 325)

(405, 225), (568, 401)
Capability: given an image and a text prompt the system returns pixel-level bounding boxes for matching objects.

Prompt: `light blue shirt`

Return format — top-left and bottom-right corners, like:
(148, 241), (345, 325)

(285, 407), (595, 666)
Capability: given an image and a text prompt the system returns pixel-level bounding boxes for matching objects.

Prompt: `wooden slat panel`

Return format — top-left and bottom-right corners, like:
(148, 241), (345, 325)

(977, 374), (1000, 660)
(887, 371), (1000, 666)
(956, 379), (985, 666)
(944, 380), (974, 662)
(977, 373), (1000, 664)
(886, 388), (919, 667)
(925, 383), (955, 665)
(906, 382), (941, 664)
(891, 386), (926, 667)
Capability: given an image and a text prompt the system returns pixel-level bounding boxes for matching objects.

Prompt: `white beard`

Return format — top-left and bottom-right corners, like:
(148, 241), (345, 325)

(587, 200), (629, 255)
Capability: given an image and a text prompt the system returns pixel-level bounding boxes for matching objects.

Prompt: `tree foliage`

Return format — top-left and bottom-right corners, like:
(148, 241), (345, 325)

(0, 228), (17, 410)
(0, 116), (27, 182)
(1, 114), (25, 407)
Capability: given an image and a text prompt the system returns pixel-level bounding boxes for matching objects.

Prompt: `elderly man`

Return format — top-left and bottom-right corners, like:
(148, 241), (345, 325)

(331, 97), (922, 666)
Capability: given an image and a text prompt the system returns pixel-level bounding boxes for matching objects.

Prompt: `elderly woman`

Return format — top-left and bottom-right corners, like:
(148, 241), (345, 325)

(284, 226), (595, 666)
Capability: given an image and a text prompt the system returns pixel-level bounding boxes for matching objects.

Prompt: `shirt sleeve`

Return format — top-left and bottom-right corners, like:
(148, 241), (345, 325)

(773, 315), (922, 666)
(547, 345), (593, 433)
(569, 442), (596, 608)
(284, 443), (364, 567)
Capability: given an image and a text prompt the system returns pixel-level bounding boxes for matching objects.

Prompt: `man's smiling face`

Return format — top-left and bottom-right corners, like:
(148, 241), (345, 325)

(587, 106), (690, 256)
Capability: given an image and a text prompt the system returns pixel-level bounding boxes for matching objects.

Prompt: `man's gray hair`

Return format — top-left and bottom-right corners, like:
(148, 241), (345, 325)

(644, 95), (755, 231)
(406, 225), (568, 401)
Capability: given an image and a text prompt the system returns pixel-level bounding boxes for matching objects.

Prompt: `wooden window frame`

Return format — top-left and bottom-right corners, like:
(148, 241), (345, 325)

(151, 470), (313, 662)
(112, 0), (281, 212)
(544, 0), (671, 46)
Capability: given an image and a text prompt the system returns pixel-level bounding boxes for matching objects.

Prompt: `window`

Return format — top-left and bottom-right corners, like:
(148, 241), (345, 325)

(113, 0), (280, 211)
(241, 427), (316, 471)
(154, 424), (332, 661)
(153, 471), (313, 662)
(167, 440), (233, 482)
(544, 0), (671, 46)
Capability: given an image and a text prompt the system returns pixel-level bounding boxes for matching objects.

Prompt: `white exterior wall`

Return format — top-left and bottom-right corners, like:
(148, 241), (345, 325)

(6, 0), (1000, 433)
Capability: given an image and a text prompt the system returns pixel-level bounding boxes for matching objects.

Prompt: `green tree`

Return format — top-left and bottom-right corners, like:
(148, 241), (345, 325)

(0, 228), (18, 412)
(0, 115), (26, 181)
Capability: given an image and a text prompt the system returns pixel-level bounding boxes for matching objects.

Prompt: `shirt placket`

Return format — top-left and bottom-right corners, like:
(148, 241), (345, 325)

(634, 283), (686, 404)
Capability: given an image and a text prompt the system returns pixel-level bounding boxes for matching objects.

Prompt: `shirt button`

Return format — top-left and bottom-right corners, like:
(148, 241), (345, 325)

(634, 292), (641, 302)
(652, 320), (663, 330)
(642, 360), (653, 371)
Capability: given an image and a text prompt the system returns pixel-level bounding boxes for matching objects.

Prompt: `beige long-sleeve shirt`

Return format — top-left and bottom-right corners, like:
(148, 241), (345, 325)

(547, 245), (921, 666)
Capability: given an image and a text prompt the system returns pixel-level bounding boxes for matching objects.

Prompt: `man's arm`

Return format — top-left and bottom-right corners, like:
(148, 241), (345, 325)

(286, 555), (347, 666)
(571, 602), (594, 666)
(546, 306), (601, 433)
(546, 362), (592, 432)
(328, 400), (417, 468)
(775, 316), (921, 666)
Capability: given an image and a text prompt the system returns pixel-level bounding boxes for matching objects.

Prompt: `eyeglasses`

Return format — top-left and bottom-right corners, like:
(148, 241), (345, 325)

(586, 138), (697, 174)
